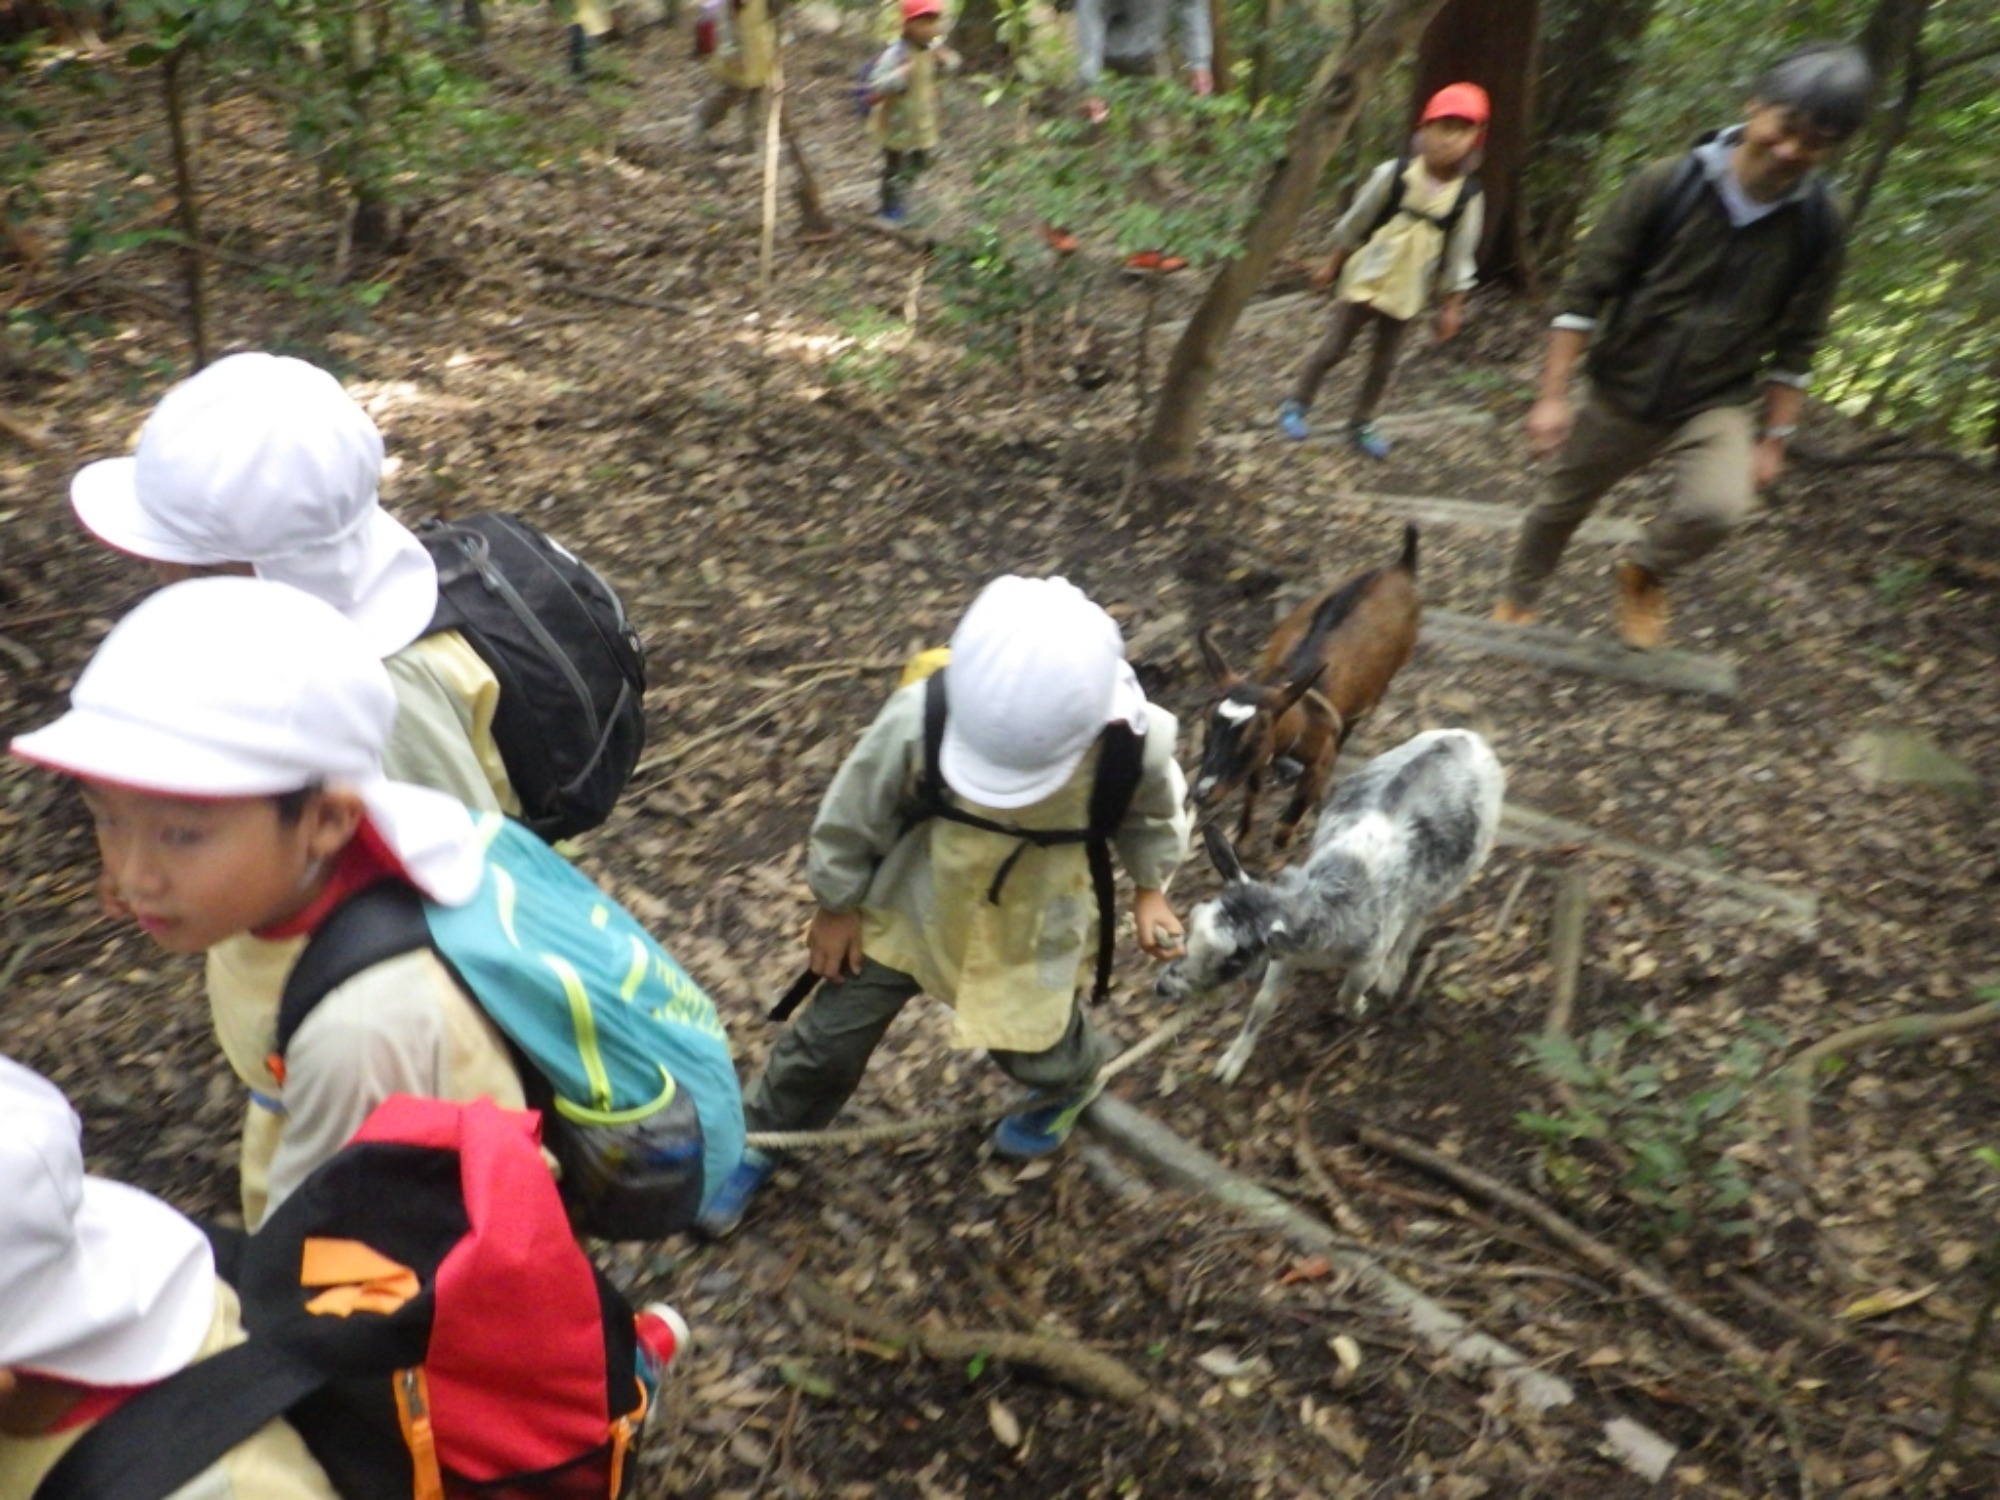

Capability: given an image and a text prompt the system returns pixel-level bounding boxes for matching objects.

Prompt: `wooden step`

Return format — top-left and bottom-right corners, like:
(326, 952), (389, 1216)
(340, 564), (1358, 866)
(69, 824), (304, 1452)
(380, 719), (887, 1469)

(1346, 490), (1643, 545)
(1421, 608), (1739, 700)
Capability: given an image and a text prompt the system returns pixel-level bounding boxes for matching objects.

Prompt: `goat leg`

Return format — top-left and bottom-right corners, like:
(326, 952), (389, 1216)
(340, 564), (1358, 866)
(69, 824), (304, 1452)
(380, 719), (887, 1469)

(1235, 771), (1263, 845)
(1273, 731), (1337, 851)
(1215, 959), (1289, 1085)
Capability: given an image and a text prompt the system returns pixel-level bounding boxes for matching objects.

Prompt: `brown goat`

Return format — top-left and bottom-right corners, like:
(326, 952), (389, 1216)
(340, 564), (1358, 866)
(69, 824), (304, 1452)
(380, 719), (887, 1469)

(1189, 524), (1421, 850)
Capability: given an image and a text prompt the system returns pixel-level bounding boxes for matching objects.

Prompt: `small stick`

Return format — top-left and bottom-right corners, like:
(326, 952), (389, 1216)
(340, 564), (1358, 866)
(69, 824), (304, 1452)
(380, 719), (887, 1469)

(1291, 1050), (1371, 1237)
(1543, 866), (1589, 1042)
(630, 670), (841, 784)
(1489, 865), (1533, 944)
(544, 282), (687, 316)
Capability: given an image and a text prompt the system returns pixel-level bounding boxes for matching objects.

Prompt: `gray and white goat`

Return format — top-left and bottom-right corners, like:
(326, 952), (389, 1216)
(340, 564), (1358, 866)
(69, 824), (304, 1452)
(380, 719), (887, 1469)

(1158, 729), (1504, 1085)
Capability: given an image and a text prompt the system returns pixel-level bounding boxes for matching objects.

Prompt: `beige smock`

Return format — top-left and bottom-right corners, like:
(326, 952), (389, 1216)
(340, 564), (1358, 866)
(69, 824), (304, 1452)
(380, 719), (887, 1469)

(1334, 157), (1484, 322)
(866, 40), (949, 153)
(382, 629), (518, 817)
(711, 0), (776, 90)
(207, 933), (526, 1230)
(0, 1280), (339, 1500)
(808, 683), (1190, 1054)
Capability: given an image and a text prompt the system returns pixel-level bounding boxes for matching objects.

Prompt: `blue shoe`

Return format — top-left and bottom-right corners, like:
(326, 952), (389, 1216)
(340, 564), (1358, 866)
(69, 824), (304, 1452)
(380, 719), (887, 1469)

(876, 205), (909, 227)
(694, 1148), (774, 1239)
(1351, 422), (1391, 460)
(1278, 401), (1310, 441)
(992, 1085), (1101, 1160)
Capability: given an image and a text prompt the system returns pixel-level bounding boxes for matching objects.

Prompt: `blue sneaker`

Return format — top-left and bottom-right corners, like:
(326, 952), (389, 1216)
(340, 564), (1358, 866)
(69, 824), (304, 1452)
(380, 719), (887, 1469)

(694, 1147), (774, 1239)
(992, 1085), (1101, 1160)
(1351, 422), (1391, 460)
(876, 205), (909, 227)
(1278, 401), (1310, 441)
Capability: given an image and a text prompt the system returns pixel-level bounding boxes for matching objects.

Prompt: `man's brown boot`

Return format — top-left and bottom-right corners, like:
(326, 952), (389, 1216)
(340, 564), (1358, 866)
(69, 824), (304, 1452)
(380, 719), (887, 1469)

(1614, 559), (1669, 650)
(1491, 597), (1538, 627)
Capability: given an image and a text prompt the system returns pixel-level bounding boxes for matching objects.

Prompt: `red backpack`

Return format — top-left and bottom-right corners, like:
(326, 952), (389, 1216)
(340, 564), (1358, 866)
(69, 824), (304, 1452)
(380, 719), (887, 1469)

(37, 1096), (648, 1500)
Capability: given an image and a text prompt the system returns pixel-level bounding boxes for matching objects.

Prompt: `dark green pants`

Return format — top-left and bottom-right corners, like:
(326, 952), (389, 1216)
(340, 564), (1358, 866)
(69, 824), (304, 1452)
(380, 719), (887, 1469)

(743, 957), (1107, 1135)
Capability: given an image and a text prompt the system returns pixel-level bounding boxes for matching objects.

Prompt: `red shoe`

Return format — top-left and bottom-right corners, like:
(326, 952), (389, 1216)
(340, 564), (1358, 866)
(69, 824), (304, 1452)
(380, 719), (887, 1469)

(1041, 224), (1081, 255)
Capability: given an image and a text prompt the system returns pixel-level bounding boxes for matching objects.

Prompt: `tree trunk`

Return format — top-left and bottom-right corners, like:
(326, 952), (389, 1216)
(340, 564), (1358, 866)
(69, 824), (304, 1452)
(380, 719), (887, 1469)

(1523, 0), (1658, 273)
(1137, 0), (1451, 478)
(950, 0), (1009, 73)
(1207, 0), (1231, 93)
(161, 46), (209, 370)
(1848, 0), (1933, 229)
(1410, 0), (1540, 285)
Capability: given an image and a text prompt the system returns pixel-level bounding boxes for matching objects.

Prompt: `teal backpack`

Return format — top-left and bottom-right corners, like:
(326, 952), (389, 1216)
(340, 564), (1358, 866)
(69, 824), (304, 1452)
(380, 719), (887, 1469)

(277, 814), (745, 1240)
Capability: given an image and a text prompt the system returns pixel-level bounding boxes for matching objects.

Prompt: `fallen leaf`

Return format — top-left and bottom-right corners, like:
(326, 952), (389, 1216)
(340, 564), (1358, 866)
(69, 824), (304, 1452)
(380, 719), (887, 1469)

(1195, 1346), (1263, 1378)
(1329, 1334), (1362, 1374)
(1837, 1284), (1939, 1322)
(987, 1398), (1022, 1449)
(1279, 1255), (1333, 1285)
(1582, 1346), (1625, 1367)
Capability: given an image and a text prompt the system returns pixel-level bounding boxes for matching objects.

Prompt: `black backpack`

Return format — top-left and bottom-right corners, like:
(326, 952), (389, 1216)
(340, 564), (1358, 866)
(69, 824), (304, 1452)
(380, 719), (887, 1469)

(771, 671), (1145, 1022)
(419, 514), (647, 842)
(1364, 152), (1482, 246)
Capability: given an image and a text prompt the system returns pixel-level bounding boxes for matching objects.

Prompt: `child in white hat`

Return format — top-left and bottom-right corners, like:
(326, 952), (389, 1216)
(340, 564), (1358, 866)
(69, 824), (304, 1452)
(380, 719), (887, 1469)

(10, 577), (524, 1230)
(69, 352), (516, 817)
(699, 575), (1192, 1236)
(0, 1057), (337, 1498)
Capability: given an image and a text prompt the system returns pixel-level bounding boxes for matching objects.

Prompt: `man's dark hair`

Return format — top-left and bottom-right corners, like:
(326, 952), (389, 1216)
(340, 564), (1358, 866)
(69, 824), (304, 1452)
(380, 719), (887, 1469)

(1752, 43), (1875, 140)
(273, 784), (323, 825)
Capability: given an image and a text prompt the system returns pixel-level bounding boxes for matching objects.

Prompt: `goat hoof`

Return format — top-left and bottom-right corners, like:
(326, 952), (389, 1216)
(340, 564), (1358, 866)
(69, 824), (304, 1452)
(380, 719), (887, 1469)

(1213, 1048), (1250, 1086)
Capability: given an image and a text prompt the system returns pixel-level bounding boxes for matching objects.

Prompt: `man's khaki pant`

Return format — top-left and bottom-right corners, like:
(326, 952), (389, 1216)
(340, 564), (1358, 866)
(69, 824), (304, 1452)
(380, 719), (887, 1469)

(1503, 388), (1755, 607)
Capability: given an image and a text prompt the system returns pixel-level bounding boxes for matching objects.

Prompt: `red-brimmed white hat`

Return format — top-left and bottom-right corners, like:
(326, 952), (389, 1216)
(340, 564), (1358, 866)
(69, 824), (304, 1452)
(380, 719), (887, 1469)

(0, 1059), (216, 1386)
(10, 577), (483, 906)
(70, 353), (439, 659)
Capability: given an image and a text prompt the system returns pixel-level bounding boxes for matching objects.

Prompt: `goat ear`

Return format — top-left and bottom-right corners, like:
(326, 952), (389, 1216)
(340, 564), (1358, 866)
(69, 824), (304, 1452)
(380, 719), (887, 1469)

(1200, 820), (1248, 885)
(1197, 627), (1234, 687)
(1271, 661), (1328, 717)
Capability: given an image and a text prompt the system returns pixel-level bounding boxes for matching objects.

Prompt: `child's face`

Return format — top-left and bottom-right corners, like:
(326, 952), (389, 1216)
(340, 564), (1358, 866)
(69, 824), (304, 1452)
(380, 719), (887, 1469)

(81, 781), (360, 953)
(904, 13), (941, 44)
(1418, 118), (1480, 174)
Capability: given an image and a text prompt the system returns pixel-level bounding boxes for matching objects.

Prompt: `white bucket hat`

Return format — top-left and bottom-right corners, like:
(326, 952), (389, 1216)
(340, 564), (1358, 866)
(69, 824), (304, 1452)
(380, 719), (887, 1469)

(0, 1058), (216, 1386)
(10, 576), (482, 906)
(70, 352), (438, 658)
(939, 576), (1145, 810)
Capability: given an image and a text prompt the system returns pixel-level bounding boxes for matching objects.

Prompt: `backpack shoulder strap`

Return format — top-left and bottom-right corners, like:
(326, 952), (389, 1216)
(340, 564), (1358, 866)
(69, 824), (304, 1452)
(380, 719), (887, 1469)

(917, 670), (948, 817)
(1364, 152), (1413, 242)
(34, 1340), (333, 1500)
(1080, 720), (1146, 1007)
(277, 882), (436, 1061)
(1623, 153), (1705, 296)
(1442, 174), (1481, 237)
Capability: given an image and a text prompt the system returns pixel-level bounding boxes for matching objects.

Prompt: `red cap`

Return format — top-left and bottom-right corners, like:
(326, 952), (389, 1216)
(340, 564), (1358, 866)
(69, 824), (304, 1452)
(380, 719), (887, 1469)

(1420, 82), (1489, 126)
(902, 0), (942, 18)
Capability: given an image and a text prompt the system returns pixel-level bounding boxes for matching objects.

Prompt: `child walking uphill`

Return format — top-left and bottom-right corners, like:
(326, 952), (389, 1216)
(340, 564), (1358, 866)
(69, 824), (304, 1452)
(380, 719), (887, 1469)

(9, 577), (742, 1236)
(693, 0), (778, 148)
(864, 0), (961, 226)
(1279, 82), (1488, 459)
(698, 576), (1193, 1237)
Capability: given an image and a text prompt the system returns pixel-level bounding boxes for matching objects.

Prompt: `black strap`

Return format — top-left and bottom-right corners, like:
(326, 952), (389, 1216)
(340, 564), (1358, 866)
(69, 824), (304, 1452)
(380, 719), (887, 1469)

(35, 1339), (333, 1500)
(276, 882), (435, 1058)
(1364, 153), (1479, 244)
(911, 673), (1147, 1007)
(769, 966), (822, 1023)
(1623, 150), (1835, 301)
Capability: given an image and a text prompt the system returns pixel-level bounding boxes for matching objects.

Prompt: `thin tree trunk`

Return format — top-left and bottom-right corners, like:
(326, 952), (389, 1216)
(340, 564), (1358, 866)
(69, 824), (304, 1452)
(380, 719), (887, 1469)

(1848, 0), (1932, 229)
(1207, 0), (1231, 93)
(1523, 0), (1658, 273)
(1137, 0), (1451, 478)
(161, 46), (209, 371)
(1247, 0), (1284, 105)
(781, 113), (832, 238)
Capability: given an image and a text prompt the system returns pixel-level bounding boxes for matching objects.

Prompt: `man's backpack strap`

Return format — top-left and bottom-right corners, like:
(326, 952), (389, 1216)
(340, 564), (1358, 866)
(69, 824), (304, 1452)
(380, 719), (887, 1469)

(276, 882), (436, 1061)
(1624, 151), (1837, 302)
(34, 1339), (333, 1500)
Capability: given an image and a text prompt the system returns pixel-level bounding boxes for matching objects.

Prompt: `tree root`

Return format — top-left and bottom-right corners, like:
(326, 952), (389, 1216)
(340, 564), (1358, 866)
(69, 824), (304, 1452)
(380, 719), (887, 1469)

(1345, 1118), (1769, 1370)
(1775, 997), (2000, 1175)
(786, 1271), (1151, 1403)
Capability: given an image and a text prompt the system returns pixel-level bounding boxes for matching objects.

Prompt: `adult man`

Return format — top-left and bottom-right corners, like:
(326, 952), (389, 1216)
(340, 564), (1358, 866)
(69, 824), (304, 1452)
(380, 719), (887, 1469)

(1492, 44), (1874, 649)
(1074, 0), (1213, 123)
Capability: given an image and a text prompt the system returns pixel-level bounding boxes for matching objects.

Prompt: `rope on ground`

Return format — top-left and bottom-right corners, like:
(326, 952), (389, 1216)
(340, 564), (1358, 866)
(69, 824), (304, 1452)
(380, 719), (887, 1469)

(741, 995), (1219, 1152)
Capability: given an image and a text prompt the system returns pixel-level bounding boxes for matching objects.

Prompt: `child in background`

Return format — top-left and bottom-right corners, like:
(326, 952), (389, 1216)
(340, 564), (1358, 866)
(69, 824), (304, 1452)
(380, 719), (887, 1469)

(863, 0), (960, 226)
(693, 0), (778, 148)
(1279, 82), (1488, 459)
(0, 1058), (338, 1499)
(698, 576), (1192, 1238)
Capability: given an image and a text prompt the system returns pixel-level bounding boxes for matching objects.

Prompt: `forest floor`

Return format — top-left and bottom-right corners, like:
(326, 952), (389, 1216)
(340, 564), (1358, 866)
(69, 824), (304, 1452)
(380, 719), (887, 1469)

(4, 11), (2000, 1498)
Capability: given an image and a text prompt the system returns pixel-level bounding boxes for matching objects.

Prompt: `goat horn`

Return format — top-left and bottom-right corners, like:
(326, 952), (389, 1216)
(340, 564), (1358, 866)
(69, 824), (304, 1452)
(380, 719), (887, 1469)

(1200, 820), (1247, 884)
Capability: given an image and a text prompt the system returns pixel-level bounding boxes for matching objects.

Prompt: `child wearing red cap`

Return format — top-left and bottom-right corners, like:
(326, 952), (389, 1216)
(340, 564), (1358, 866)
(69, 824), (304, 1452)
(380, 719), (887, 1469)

(863, 0), (961, 226)
(1280, 82), (1488, 459)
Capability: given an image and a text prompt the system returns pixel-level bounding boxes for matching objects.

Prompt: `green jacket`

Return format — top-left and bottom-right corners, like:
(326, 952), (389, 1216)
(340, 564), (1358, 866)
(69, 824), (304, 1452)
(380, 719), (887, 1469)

(1556, 135), (1847, 425)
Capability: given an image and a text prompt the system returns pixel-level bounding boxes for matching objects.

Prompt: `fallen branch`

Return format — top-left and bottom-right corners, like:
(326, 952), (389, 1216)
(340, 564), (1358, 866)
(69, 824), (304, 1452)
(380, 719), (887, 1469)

(629, 668), (846, 785)
(1542, 867), (1589, 1042)
(786, 1271), (1150, 1403)
(1775, 998), (2000, 1175)
(1292, 1052), (1371, 1237)
(543, 281), (688, 316)
(1346, 1118), (1769, 1371)
(1913, 1233), (2000, 1496)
